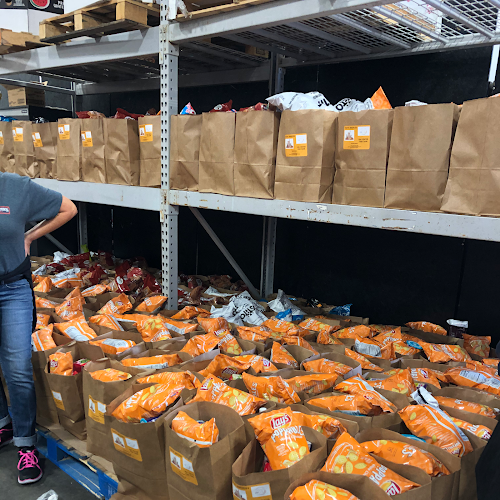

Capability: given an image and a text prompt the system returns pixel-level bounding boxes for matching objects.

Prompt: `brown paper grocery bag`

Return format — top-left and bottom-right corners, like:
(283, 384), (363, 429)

(198, 112), (236, 195)
(385, 104), (459, 211)
(81, 118), (106, 183)
(234, 110), (280, 199)
(334, 109), (393, 207)
(12, 121), (38, 178)
(170, 114), (202, 191)
(57, 118), (82, 181)
(441, 97), (500, 215)
(275, 109), (337, 203)
(138, 116), (161, 187)
(32, 122), (58, 179)
(105, 118), (140, 186)
(0, 121), (15, 173)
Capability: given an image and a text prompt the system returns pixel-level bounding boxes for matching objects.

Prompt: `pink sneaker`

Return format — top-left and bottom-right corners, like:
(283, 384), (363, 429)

(18, 447), (43, 484)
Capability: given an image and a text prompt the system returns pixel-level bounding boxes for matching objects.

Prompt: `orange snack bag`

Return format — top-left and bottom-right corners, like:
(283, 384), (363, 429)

(136, 295), (167, 313)
(136, 316), (170, 341)
(290, 480), (360, 500)
(199, 354), (276, 380)
(466, 360), (497, 376)
(317, 330), (343, 345)
(137, 371), (201, 389)
(483, 358), (500, 368)
(35, 296), (59, 309)
(369, 369), (416, 395)
(445, 367), (500, 396)
(335, 376), (397, 413)
(421, 342), (471, 363)
(89, 338), (136, 355)
(81, 284), (107, 297)
(392, 340), (420, 357)
(406, 322), (447, 335)
(172, 411), (219, 448)
(197, 317), (229, 333)
(236, 326), (269, 343)
(297, 412), (347, 440)
(308, 394), (380, 416)
(113, 313), (148, 325)
(55, 288), (85, 320)
(242, 372), (300, 404)
(90, 368), (132, 382)
(33, 277), (52, 293)
(361, 440), (449, 477)
(408, 368), (442, 389)
(354, 336), (395, 360)
(463, 333), (491, 358)
(49, 351), (74, 376)
(299, 318), (341, 336)
(270, 341), (299, 368)
(303, 358), (353, 377)
(282, 336), (319, 354)
(399, 404), (472, 457)
(248, 407), (310, 470)
(180, 333), (220, 356)
(172, 306), (211, 320)
(89, 314), (124, 331)
(336, 325), (372, 340)
(36, 312), (51, 330)
(449, 417), (492, 441)
(344, 348), (383, 372)
(32, 324), (56, 352)
(98, 293), (133, 315)
(287, 374), (339, 396)
(189, 375), (266, 416)
(262, 318), (309, 337)
(213, 329), (242, 355)
(161, 317), (199, 335)
(121, 354), (183, 369)
(372, 328), (402, 345)
(435, 396), (497, 418)
(112, 383), (183, 422)
(148, 331), (173, 343)
(54, 318), (97, 341)
(322, 433), (420, 494)
(371, 86), (392, 110)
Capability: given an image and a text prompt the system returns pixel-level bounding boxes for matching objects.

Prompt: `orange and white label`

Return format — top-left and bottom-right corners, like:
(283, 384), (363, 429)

(343, 125), (370, 150)
(285, 133), (307, 157)
(51, 391), (65, 410)
(169, 447), (198, 485)
(13, 127), (24, 142)
(58, 124), (70, 140)
(0, 131), (4, 145)
(139, 124), (153, 142)
(88, 396), (106, 424)
(32, 132), (43, 148)
(112, 430), (142, 461)
(233, 481), (272, 500)
(81, 131), (93, 147)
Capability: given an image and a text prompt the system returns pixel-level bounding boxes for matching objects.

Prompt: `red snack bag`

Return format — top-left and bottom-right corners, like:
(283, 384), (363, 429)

(210, 100), (233, 112)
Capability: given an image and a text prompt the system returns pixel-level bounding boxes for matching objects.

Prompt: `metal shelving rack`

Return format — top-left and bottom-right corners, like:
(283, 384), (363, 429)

(2, 0), (500, 308)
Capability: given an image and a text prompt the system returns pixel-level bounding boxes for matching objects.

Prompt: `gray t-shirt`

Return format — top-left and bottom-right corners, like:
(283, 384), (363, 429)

(0, 172), (62, 276)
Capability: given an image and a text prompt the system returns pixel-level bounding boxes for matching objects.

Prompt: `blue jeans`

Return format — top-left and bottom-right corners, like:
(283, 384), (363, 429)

(0, 279), (36, 447)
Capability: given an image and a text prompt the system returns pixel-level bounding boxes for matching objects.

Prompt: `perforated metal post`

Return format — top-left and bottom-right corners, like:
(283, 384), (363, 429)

(160, 2), (179, 309)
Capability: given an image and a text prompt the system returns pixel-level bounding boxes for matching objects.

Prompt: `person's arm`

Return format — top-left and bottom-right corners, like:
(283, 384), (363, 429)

(24, 196), (78, 255)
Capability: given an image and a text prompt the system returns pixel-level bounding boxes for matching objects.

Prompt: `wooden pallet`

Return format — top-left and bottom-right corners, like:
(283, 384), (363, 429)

(179, 0), (275, 20)
(0, 29), (49, 55)
(39, 0), (160, 43)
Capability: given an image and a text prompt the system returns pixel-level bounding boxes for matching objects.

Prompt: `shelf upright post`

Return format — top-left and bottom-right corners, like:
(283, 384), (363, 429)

(160, 0), (180, 309)
(77, 202), (88, 252)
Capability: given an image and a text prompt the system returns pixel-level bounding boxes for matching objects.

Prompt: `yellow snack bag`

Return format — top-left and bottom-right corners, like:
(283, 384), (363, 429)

(435, 396), (497, 418)
(303, 358), (353, 377)
(308, 394), (381, 416)
(198, 354), (277, 380)
(89, 314), (124, 331)
(171, 306), (211, 320)
(449, 417), (492, 441)
(270, 341), (299, 368)
(420, 342), (471, 363)
(287, 374), (339, 396)
(137, 371), (201, 389)
(180, 333), (220, 356)
(54, 318), (97, 341)
(36, 312), (51, 330)
(90, 368), (132, 382)
(242, 372), (300, 404)
(32, 324), (56, 352)
(336, 325), (372, 339)
(369, 369), (416, 395)
(89, 338), (136, 355)
(136, 295), (167, 313)
(406, 322), (447, 335)
(335, 376), (397, 413)
(98, 293), (133, 315)
(290, 480), (360, 500)
(49, 351), (73, 376)
(344, 348), (384, 372)
(172, 411), (219, 448)
(121, 354), (183, 369)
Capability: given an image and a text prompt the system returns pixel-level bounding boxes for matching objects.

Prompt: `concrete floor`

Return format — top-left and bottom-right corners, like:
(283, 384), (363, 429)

(0, 444), (96, 500)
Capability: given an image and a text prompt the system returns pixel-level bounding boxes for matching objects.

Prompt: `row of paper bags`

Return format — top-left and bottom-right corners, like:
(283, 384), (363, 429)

(0, 116), (161, 187)
(171, 96), (500, 216)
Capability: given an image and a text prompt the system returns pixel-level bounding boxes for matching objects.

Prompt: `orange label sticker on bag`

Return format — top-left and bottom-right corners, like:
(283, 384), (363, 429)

(58, 124), (70, 140)
(112, 430), (142, 461)
(13, 127), (24, 142)
(32, 132), (43, 148)
(169, 447), (198, 485)
(233, 481), (272, 500)
(88, 395), (106, 424)
(51, 391), (65, 410)
(139, 124), (153, 142)
(285, 133), (307, 157)
(343, 125), (370, 150)
(81, 131), (93, 147)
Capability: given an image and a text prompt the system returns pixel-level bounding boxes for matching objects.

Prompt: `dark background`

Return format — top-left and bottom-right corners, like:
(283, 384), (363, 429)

(36, 46), (499, 340)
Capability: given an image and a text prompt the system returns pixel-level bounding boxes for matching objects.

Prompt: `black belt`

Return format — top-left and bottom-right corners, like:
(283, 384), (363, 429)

(0, 273), (24, 285)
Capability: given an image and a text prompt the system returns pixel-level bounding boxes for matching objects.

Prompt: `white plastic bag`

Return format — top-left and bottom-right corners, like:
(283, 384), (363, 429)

(210, 291), (266, 326)
(268, 289), (304, 317)
(267, 91), (334, 111)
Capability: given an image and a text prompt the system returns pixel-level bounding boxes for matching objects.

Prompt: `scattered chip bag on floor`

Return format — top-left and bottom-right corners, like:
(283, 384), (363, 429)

(322, 433), (420, 494)
(98, 293), (133, 315)
(90, 314), (124, 331)
(32, 324), (56, 352)
(344, 348), (383, 372)
(36, 312), (50, 330)
(317, 330), (343, 345)
(435, 396), (497, 418)
(49, 351), (74, 376)
(406, 322), (447, 335)
(282, 336), (319, 354)
(308, 393), (380, 416)
(33, 277), (52, 293)
(335, 376), (397, 413)
(420, 342), (471, 363)
(262, 318), (309, 337)
(290, 480), (360, 500)
(444, 367), (500, 396)
(270, 341), (299, 368)
(336, 325), (372, 340)
(299, 318), (341, 336)
(90, 368), (132, 382)
(287, 374), (339, 396)
(463, 333), (491, 358)
(89, 338), (136, 355)
(197, 317), (230, 333)
(171, 306), (211, 320)
(136, 295), (167, 313)
(54, 318), (97, 341)
(361, 439), (450, 477)
(449, 417), (492, 441)
(303, 358), (353, 377)
(199, 354), (277, 380)
(121, 354), (183, 369)
(242, 372), (301, 404)
(369, 369), (416, 395)
(181, 333), (221, 356)
(137, 371), (201, 389)
(81, 284), (107, 297)
(172, 411), (219, 448)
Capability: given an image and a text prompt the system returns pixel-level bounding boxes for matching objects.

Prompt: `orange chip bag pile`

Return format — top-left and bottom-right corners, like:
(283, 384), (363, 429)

(180, 333), (220, 356)
(287, 374), (339, 396)
(344, 348), (383, 372)
(242, 372), (301, 404)
(369, 369), (416, 395)
(121, 354), (183, 369)
(449, 417), (492, 441)
(49, 351), (73, 376)
(420, 342), (471, 363)
(98, 293), (133, 315)
(322, 433), (420, 495)
(136, 295), (167, 313)
(89, 314), (124, 331)
(36, 312), (51, 330)
(308, 394), (379, 416)
(54, 318), (97, 341)
(32, 325), (56, 352)
(445, 367), (500, 396)
(406, 322), (447, 335)
(336, 325), (372, 340)
(463, 333), (491, 358)
(270, 341), (299, 368)
(90, 368), (132, 382)
(89, 338), (136, 355)
(435, 396), (497, 418)
(172, 411), (219, 448)
(290, 480), (360, 500)
(137, 371), (201, 389)
(303, 358), (353, 377)
(171, 306), (211, 320)
(335, 376), (397, 413)
(199, 354), (277, 380)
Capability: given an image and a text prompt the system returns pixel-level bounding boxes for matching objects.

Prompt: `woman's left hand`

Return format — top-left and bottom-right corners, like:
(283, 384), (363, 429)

(24, 234), (33, 256)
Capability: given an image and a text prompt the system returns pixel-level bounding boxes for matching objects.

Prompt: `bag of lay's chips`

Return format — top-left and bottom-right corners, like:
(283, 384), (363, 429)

(136, 295), (167, 313)
(369, 369), (416, 395)
(35, 296), (59, 309)
(270, 341), (299, 368)
(466, 360), (497, 376)
(213, 329), (242, 355)
(54, 318), (97, 341)
(89, 314), (124, 331)
(407, 368), (443, 389)
(49, 351), (74, 376)
(317, 330), (343, 345)
(161, 317), (200, 335)
(290, 480), (360, 500)
(236, 325), (271, 343)
(445, 367), (500, 396)
(197, 317), (229, 333)
(282, 336), (319, 354)
(199, 354), (277, 380)
(392, 340), (420, 357)
(294, 412), (347, 440)
(180, 333), (221, 356)
(242, 372), (301, 404)
(98, 293), (133, 315)
(287, 374), (339, 396)
(435, 396), (497, 418)
(335, 376), (397, 413)
(36, 312), (51, 330)
(81, 284), (107, 297)
(308, 394), (380, 416)
(114, 313), (150, 326)
(90, 368), (132, 382)
(148, 330), (172, 343)
(406, 322), (447, 335)
(121, 354), (183, 370)
(172, 411), (219, 448)
(136, 316), (170, 341)
(112, 383), (183, 423)
(33, 277), (52, 293)
(137, 371), (201, 389)
(32, 324), (56, 352)
(336, 325), (372, 340)
(303, 358), (353, 377)
(89, 338), (136, 355)
(361, 439), (450, 477)
(299, 318), (341, 336)
(354, 336), (395, 361)
(372, 327), (402, 344)
(420, 342), (471, 363)
(463, 333), (491, 358)
(248, 407), (310, 470)
(344, 348), (383, 372)
(54, 287), (85, 318)
(449, 417), (492, 440)
(189, 375), (267, 415)
(262, 318), (309, 337)
(172, 306), (211, 320)
(322, 433), (420, 494)
(483, 358), (500, 368)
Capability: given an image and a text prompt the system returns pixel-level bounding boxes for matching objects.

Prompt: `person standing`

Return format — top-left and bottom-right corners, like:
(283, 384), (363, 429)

(0, 172), (77, 484)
